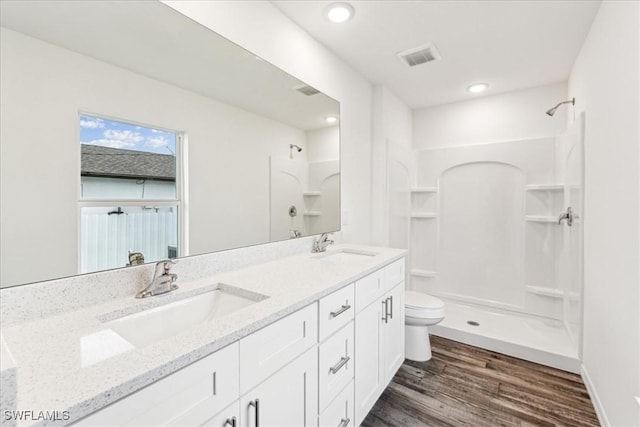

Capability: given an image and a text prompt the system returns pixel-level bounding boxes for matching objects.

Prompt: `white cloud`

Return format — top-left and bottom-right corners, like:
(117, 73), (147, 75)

(80, 118), (105, 129)
(82, 139), (136, 149)
(146, 136), (169, 148)
(103, 129), (144, 143)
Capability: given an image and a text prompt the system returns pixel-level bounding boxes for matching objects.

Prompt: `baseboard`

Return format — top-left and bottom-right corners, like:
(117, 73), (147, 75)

(581, 364), (610, 427)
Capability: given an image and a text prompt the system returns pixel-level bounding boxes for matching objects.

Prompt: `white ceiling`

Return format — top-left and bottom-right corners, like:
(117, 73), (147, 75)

(272, 0), (601, 109)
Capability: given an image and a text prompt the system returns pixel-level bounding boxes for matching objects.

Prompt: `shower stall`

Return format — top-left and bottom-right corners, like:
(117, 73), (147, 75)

(389, 114), (585, 372)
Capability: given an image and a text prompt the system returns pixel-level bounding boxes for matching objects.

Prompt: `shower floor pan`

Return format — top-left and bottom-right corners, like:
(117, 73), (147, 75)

(429, 300), (581, 373)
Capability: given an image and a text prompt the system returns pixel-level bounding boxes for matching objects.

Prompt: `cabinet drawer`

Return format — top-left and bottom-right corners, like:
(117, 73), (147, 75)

(319, 321), (354, 412)
(355, 269), (384, 313)
(239, 303), (317, 394)
(319, 283), (355, 341)
(319, 381), (354, 427)
(384, 258), (405, 292)
(74, 342), (239, 427)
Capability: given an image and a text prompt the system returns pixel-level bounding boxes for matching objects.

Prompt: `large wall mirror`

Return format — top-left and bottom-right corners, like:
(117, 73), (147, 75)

(0, 1), (340, 288)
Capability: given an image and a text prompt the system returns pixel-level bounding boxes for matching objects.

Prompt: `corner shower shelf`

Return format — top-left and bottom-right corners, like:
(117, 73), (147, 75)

(525, 285), (564, 298)
(525, 215), (558, 223)
(410, 269), (437, 278)
(302, 191), (321, 196)
(411, 212), (437, 219)
(411, 187), (437, 193)
(303, 211), (322, 216)
(526, 184), (564, 191)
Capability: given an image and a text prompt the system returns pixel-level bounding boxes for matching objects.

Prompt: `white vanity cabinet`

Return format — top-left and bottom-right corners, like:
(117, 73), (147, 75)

(71, 255), (406, 427)
(354, 258), (405, 426)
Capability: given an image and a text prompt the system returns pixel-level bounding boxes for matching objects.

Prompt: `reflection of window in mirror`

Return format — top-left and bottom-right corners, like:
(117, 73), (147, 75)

(78, 113), (182, 273)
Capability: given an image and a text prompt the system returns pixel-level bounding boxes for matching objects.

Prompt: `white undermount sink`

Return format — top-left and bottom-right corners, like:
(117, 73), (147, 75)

(314, 248), (379, 262)
(106, 285), (267, 347)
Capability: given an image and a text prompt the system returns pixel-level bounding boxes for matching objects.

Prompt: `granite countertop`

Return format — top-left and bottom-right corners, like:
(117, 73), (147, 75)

(0, 245), (405, 426)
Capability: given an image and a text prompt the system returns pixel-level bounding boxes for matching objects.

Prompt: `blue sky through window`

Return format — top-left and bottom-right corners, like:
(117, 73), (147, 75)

(80, 114), (176, 155)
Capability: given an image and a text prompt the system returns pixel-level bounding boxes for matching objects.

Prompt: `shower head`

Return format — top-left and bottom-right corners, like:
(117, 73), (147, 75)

(546, 98), (575, 117)
(290, 144), (302, 152)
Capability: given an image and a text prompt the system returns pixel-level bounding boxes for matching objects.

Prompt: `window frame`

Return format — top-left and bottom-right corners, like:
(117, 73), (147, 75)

(76, 111), (188, 273)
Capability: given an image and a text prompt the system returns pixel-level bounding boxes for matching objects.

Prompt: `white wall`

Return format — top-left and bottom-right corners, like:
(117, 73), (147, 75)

(371, 86), (413, 246)
(163, 0), (373, 245)
(306, 126), (339, 163)
(568, 1), (640, 425)
(413, 83), (568, 149)
(0, 28), (306, 287)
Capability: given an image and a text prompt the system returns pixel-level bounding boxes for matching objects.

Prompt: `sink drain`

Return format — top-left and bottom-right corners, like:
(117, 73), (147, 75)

(467, 320), (480, 326)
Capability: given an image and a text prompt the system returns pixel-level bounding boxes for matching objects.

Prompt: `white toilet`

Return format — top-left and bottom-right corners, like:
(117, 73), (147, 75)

(404, 291), (446, 362)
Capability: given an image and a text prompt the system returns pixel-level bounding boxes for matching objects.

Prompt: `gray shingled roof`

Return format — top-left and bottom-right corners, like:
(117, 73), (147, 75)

(81, 144), (175, 181)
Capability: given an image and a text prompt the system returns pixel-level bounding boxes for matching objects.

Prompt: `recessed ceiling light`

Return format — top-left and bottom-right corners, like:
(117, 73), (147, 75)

(325, 2), (355, 23)
(325, 115), (338, 124)
(467, 83), (489, 93)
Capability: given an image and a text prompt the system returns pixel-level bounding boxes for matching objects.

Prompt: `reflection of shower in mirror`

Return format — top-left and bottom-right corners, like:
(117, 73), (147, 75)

(289, 144), (303, 158)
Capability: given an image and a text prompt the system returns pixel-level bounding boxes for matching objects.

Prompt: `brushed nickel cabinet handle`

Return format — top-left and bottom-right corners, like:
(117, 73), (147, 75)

(329, 356), (351, 374)
(249, 399), (260, 427)
(338, 418), (351, 427)
(330, 303), (351, 318)
(224, 416), (237, 427)
(387, 295), (393, 319)
(381, 299), (388, 323)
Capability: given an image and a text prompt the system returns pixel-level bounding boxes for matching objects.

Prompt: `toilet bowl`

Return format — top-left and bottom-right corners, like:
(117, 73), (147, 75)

(404, 291), (445, 362)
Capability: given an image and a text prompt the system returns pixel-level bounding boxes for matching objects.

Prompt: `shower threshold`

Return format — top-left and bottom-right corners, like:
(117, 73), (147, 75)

(429, 300), (581, 373)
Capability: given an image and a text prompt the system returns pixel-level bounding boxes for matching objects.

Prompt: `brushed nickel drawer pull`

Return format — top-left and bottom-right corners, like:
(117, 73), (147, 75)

(381, 299), (388, 323)
(329, 356), (351, 374)
(330, 304), (351, 318)
(387, 295), (393, 319)
(224, 416), (237, 427)
(338, 418), (350, 427)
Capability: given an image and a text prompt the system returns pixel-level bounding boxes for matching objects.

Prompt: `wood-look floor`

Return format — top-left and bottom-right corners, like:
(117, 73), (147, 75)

(362, 336), (600, 427)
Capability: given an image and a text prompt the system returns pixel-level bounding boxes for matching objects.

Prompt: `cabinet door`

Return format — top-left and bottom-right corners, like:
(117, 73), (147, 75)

(382, 283), (405, 385)
(354, 299), (385, 426)
(240, 346), (318, 427)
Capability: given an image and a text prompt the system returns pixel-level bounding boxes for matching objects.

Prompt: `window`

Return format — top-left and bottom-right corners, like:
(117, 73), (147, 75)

(79, 114), (181, 273)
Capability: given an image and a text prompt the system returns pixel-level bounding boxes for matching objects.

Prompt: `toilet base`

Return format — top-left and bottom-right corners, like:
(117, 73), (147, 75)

(405, 324), (432, 362)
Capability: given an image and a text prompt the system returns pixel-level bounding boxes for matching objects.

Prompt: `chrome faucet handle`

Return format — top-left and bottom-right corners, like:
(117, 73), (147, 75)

(154, 259), (177, 274)
(312, 232), (334, 253)
(135, 260), (178, 299)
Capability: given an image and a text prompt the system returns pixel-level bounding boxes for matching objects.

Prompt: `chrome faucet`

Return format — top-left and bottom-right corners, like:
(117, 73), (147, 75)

(136, 260), (178, 298)
(312, 232), (334, 253)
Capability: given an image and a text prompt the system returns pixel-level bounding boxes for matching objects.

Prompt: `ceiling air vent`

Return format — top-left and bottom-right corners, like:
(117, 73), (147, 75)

(295, 85), (321, 96)
(397, 43), (441, 67)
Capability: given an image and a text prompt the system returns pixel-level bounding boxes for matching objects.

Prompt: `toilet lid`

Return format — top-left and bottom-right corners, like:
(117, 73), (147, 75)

(405, 291), (444, 310)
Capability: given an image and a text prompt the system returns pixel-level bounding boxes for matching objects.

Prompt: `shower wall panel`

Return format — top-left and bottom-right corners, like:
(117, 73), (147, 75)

(439, 162), (525, 308)
(412, 138), (563, 319)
